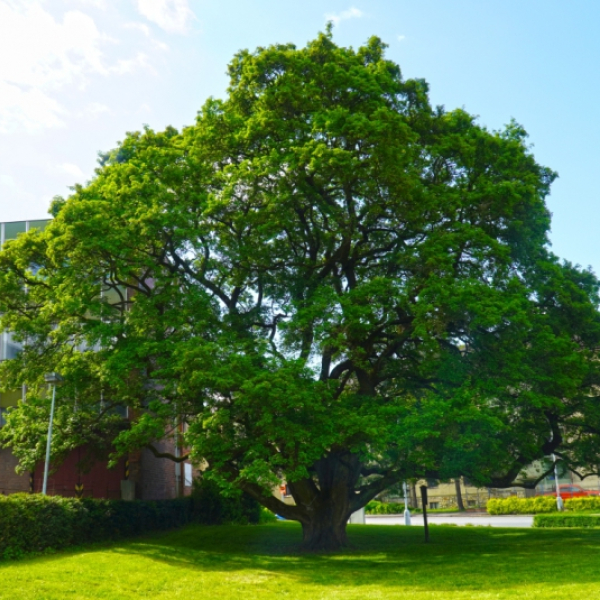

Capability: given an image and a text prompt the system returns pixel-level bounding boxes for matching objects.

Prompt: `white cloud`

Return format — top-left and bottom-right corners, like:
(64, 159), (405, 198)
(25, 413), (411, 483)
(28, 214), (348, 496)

(0, 2), (152, 133)
(82, 101), (111, 118)
(135, 0), (194, 34)
(0, 2), (105, 131)
(124, 21), (152, 36)
(153, 39), (170, 51)
(324, 7), (364, 26)
(57, 162), (85, 179)
(73, 0), (107, 8)
(397, 35), (406, 42)
(123, 21), (169, 51)
(137, 102), (153, 115)
(0, 3), (108, 89)
(0, 81), (66, 133)
(111, 51), (151, 75)
(0, 173), (18, 189)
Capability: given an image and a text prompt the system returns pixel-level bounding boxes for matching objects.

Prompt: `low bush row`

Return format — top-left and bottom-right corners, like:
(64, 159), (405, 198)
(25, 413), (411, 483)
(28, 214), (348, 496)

(0, 478), (264, 560)
(0, 494), (193, 560)
(534, 514), (600, 528)
(487, 496), (557, 515)
(365, 500), (407, 514)
(365, 500), (423, 515)
(487, 495), (600, 515)
(562, 496), (600, 511)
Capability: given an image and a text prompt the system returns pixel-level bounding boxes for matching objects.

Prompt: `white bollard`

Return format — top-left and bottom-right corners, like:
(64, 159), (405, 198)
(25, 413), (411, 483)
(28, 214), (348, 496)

(349, 507), (366, 524)
(403, 481), (412, 525)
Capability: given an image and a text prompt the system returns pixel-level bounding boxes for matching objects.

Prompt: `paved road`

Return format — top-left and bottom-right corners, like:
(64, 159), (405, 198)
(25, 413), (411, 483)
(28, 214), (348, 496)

(366, 514), (534, 528)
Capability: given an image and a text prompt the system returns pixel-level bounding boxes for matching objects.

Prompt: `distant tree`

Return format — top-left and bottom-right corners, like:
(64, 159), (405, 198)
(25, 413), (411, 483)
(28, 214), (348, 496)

(2, 31), (600, 550)
(455, 479), (465, 511)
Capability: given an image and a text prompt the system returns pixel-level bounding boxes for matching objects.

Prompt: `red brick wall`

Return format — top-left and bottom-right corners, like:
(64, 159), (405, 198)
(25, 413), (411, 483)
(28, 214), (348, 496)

(0, 448), (29, 494)
(32, 446), (126, 499)
(1, 441), (196, 500)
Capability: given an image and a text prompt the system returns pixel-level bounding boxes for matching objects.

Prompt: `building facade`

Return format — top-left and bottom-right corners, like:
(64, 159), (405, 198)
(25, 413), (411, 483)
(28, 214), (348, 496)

(0, 219), (196, 500)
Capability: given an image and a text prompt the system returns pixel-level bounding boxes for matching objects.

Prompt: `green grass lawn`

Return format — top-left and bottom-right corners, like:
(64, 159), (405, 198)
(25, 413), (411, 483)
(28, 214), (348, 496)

(1, 522), (599, 599)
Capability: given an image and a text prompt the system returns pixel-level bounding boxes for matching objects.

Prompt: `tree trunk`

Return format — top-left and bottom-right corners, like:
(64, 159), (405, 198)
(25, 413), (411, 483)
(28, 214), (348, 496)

(242, 449), (371, 551)
(300, 510), (349, 552)
(297, 450), (359, 551)
(455, 478), (465, 511)
(242, 476), (354, 552)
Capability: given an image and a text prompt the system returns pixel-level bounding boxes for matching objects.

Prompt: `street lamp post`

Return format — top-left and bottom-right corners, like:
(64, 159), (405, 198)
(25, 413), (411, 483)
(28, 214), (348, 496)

(42, 372), (62, 496)
(552, 453), (564, 511)
(403, 481), (412, 525)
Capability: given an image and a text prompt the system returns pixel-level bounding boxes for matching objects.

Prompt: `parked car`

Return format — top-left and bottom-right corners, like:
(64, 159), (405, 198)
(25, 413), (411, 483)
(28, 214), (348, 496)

(537, 484), (600, 498)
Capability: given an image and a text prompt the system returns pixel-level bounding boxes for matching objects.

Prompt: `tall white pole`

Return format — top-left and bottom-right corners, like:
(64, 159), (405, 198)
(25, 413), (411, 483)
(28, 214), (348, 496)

(552, 453), (564, 511)
(42, 383), (56, 495)
(403, 481), (412, 525)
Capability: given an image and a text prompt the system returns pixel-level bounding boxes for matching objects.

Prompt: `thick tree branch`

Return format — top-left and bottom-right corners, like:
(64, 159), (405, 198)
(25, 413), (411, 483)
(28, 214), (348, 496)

(146, 443), (190, 463)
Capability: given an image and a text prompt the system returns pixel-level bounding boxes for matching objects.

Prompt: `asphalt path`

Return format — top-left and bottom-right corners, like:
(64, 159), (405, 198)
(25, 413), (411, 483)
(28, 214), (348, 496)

(366, 513), (534, 528)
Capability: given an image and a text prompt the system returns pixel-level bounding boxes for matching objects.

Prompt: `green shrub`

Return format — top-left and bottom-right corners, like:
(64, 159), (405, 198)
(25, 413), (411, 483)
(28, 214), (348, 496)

(259, 507), (278, 523)
(365, 500), (407, 514)
(191, 478), (261, 525)
(486, 496), (557, 515)
(487, 494), (600, 515)
(534, 513), (600, 528)
(564, 496), (600, 512)
(0, 494), (193, 560)
(1, 479), (266, 560)
(365, 500), (424, 514)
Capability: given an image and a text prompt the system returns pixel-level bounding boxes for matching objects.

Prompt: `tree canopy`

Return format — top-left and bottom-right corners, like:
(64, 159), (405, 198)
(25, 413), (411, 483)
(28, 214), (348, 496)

(2, 31), (600, 550)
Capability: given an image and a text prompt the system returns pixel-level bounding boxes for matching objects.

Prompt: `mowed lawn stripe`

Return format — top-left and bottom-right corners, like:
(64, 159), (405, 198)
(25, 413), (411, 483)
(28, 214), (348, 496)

(1, 522), (599, 599)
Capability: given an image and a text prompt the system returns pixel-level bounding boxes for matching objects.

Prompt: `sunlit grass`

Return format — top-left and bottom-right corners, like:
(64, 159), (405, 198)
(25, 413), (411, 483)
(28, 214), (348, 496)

(1, 522), (599, 599)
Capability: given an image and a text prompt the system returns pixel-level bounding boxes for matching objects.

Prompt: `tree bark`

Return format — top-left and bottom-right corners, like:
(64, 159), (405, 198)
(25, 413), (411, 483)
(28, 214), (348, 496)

(296, 450), (360, 551)
(300, 504), (350, 551)
(455, 477), (465, 511)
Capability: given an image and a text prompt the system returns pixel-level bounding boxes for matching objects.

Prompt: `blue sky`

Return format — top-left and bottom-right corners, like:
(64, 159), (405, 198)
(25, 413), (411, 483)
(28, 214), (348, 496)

(1, 1), (599, 273)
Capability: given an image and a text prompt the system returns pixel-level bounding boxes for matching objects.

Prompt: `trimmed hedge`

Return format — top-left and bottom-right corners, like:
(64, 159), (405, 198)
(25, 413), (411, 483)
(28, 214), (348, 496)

(0, 480), (267, 560)
(534, 513), (600, 528)
(563, 497), (600, 512)
(365, 500), (424, 515)
(366, 500), (406, 515)
(366, 500), (422, 514)
(0, 494), (193, 560)
(487, 496), (557, 515)
(487, 495), (600, 515)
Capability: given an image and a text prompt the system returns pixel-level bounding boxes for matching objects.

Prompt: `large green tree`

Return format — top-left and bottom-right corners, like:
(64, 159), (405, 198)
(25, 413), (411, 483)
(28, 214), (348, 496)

(2, 32), (600, 550)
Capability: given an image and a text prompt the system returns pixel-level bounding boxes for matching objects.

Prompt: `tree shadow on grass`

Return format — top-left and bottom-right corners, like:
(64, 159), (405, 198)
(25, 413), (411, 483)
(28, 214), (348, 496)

(105, 523), (600, 593)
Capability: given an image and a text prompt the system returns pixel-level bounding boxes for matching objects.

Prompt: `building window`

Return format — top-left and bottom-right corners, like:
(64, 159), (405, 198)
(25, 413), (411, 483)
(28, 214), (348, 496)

(279, 484), (292, 497)
(184, 463), (193, 487)
(0, 331), (22, 361)
(3, 221), (27, 242)
(429, 501), (439, 509)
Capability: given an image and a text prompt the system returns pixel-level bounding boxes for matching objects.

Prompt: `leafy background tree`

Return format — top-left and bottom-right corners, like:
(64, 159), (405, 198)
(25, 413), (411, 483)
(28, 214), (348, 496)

(2, 31), (600, 550)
